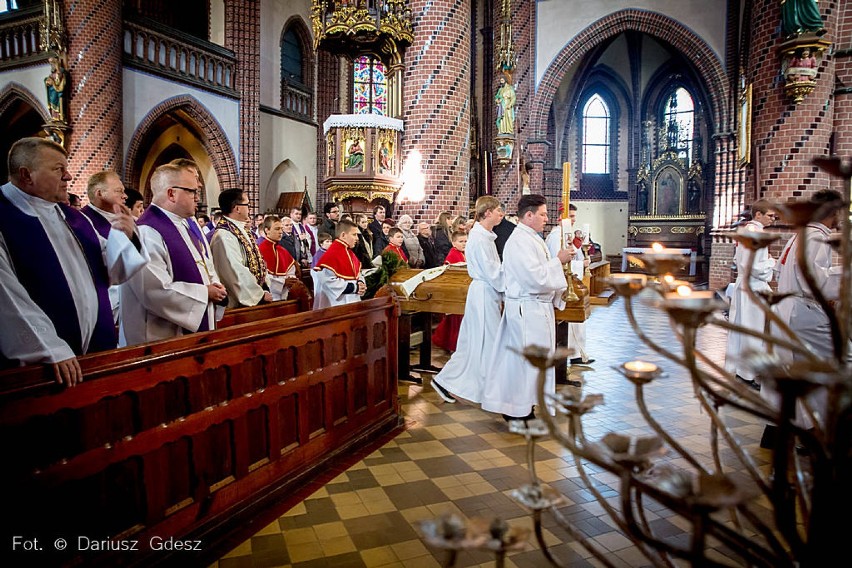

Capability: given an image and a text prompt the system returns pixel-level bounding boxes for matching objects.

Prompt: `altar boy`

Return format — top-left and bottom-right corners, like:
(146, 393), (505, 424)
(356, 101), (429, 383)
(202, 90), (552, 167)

(311, 219), (366, 308)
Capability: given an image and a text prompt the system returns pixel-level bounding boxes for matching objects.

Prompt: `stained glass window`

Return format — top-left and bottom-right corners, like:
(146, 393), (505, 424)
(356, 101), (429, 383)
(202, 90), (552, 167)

(0, 0), (19, 13)
(353, 55), (387, 115)
(582, 94), (610, 174)
(662, 87), (695, 162)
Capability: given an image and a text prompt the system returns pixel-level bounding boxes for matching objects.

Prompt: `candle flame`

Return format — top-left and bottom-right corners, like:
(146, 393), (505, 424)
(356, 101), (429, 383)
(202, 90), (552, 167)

(676, 285), (692, 297)
(663, 275), (675, 284)
(397, 150), (426, 203)
(651, 242), (664, 252)
(624, 360), (658, 373)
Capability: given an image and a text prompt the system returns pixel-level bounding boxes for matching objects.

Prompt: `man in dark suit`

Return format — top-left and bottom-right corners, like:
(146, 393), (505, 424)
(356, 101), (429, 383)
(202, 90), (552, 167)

(417, 222), (441, 268)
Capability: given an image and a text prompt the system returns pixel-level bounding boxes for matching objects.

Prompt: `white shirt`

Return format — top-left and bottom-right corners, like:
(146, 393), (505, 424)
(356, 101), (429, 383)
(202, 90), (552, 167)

(210, 216), (266, 307)
(0, 182), (147, 363)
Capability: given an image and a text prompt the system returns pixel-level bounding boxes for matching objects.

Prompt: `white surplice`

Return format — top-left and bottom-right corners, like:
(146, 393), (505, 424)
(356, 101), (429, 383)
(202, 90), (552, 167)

(724, 220), (775, 381)
(311, 269), (365, 309)
(766, 222), (846, 429)
(433, 222), (505, 402)
(0, 182), (147, 364)
(545, 225), (587, 360)
(120, 205), (220, 346)
(481, 223), (567, 417)
(210, 217), (266, 308)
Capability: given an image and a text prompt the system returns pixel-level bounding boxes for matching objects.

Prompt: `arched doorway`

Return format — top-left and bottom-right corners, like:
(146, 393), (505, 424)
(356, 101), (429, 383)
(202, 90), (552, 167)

(0, 86), (50, 183)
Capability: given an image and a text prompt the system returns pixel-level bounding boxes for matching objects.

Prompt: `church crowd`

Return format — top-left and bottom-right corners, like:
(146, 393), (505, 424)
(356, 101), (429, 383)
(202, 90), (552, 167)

(1, 135), (843, 429)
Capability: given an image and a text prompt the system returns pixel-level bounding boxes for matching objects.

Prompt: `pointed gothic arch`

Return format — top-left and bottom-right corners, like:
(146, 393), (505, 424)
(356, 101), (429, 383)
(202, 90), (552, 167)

(530, 9), (729, 142)
(0, 83), (51, 182)
(124, 94), (239, 206)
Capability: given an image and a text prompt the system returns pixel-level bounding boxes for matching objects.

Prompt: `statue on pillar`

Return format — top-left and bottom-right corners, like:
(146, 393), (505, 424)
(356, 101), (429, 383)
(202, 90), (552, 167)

(494, 75), (516, 135)
(45, 54), (68, 123)
(781, 0), (826, 38)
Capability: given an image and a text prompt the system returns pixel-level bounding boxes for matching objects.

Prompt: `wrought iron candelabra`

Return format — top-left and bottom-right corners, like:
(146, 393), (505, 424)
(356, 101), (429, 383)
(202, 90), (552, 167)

(418, 156), (851, 567)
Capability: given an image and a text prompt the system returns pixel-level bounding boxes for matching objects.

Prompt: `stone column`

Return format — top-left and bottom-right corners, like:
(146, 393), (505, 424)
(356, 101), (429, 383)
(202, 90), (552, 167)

(400, 0), (472, 221)
(225, 0), (261, 207)
(64, 0), (123, 183)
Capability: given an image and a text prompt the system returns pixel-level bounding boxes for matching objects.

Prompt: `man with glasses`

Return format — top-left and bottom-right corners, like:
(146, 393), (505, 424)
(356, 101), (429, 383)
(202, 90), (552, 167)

(724, 198), (777, 391)
(321, 201), (339, 237)
(210, 189), (272, 307)
(121, 161), (227, 345)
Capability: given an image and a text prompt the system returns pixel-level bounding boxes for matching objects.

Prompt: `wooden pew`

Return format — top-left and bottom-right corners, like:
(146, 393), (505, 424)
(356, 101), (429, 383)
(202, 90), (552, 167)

(0, 297), (400, 566)
(587, 259), (616, 305)
(217, 298), (300, 327)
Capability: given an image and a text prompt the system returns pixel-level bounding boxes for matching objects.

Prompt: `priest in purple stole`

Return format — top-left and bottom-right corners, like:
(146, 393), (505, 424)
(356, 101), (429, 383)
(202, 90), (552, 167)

(0, 138), (147, 386)
(120, 161), (228, 346)
(80, 171), (129, 323)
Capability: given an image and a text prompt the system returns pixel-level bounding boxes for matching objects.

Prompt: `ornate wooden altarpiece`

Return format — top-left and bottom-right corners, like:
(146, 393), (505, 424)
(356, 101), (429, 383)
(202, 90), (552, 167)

(323, 114), (403, 214)
(629, 147), (709, 281)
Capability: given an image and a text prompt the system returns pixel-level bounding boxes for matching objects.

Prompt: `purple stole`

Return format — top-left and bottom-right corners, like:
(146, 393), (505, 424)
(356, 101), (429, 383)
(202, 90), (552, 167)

(137, 206), (210, 332)
(81, 205), (112, 239)
(0, 192), (116, 360)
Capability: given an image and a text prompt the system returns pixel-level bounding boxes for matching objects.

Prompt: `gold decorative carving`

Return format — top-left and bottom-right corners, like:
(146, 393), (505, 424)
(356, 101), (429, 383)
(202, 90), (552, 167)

(311, 1), (413, 52)
(638, 226), (662, 234)
(779, 37), (832, 105)
(670, 227), (695, 234)
(651, 151), (685, 172)
(738, 80), (752, 166)
(696, 226), (705, 236)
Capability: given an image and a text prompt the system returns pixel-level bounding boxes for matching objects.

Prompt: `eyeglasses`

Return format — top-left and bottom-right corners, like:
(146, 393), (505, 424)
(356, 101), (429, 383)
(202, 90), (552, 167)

(171, 186), (200, 196)
(235, 202), (250, 207)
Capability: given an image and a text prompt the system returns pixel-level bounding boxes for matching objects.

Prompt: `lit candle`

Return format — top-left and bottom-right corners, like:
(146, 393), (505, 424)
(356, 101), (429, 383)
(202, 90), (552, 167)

(621, 360), (661, 382)
(562, 162), (570, 220)
(651, 242), (664, 253)
(624, 361), (658, 373)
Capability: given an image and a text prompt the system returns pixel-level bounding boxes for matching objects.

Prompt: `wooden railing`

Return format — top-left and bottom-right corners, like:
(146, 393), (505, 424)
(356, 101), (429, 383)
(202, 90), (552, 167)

(281, 80), (312, 121)
(0, 297), (400, 566)
(123, 15), (237, 97)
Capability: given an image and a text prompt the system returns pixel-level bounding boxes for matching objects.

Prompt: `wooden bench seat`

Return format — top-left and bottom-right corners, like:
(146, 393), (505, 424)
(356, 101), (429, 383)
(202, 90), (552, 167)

(0, 297), (400, 566)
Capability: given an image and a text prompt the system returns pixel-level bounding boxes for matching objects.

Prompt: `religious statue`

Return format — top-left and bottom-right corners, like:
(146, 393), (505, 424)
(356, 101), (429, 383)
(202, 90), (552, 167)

(656, 171), (680, 216)
(494, 76), (516, 135)
(345, 138), (364, 171)
(687, 178), (702, 213)
(781, 0), (826, 38)
(786, 47), (818, 82)
(44, 55), (68, 123)
(636, 179), (649, 215)
(379, 141), (392, 173)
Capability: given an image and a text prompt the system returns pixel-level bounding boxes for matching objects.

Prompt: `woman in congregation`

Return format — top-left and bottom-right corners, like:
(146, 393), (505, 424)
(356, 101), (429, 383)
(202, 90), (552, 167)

(397, 214), (425, 268)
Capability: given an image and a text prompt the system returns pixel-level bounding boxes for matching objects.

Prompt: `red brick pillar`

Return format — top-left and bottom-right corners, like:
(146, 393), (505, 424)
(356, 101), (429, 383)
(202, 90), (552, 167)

(492, 0), (534, 208)
(64, 0), (123, 184)
(832, 3), (852, 183)
(400, 0), (471, 222)
(225, 0), (260, 207)
(315, 51), (342, 213)
(750, 1), (835, 204)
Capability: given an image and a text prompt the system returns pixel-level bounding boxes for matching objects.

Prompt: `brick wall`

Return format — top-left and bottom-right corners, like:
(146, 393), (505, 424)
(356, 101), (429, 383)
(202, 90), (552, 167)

(225, 0), (260, 208)
(709, 2), (840, 290)
(64, 0), (123, 189)
(398, 0), (472, 224)
(315, 50), (341, 214)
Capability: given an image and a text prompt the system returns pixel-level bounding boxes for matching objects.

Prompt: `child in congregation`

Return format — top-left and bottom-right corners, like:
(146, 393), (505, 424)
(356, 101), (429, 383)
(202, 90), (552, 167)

(382, 227), (408, 263)
(311, 233), (333, 269)
(311, 220), (365, 308)
(433, 231), (468, 351)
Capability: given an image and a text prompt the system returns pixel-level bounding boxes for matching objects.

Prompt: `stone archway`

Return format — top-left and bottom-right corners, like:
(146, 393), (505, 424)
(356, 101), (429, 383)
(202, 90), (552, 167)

(0, 83), (51, 182)
(124, 94), (239, 202)
(529, 9), (730, 142)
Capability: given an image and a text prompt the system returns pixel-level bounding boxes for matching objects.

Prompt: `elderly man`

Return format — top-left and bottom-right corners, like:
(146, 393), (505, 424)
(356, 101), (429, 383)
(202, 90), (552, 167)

(417, 222), (440, 268)
(210, 189), (272, 308)
(481, 194), (573, 421)
(121, 161), (227, 345)
(290, 207), (314, 267)
(82, 171), (130, 322)
(0, 137), (146, 386)
(81, 171), (127, 238)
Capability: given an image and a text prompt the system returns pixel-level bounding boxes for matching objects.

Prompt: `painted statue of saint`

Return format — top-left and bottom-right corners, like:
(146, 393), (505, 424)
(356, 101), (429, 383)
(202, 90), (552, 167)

(45, 55), (68, 123)
(781, 0), (826, 37)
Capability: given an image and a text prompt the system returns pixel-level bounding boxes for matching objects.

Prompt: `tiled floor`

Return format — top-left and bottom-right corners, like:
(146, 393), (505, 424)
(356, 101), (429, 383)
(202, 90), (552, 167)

(212, 293), (771, 568)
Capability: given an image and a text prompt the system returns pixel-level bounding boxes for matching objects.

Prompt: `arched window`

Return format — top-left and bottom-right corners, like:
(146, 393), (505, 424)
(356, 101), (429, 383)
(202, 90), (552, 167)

(661, 87), (694, 163)
(0, 0), (19, 13)
(581, 94), (610, 174)
(353, 55), (387, 115)
(279, 21), (312, 120)
(281, 28), (303, 85)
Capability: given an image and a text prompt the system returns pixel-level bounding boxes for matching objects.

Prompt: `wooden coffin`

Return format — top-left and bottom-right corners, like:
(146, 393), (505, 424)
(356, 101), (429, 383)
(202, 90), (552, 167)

(387, 266), (590, 322)
(0, 297), (400, 566)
